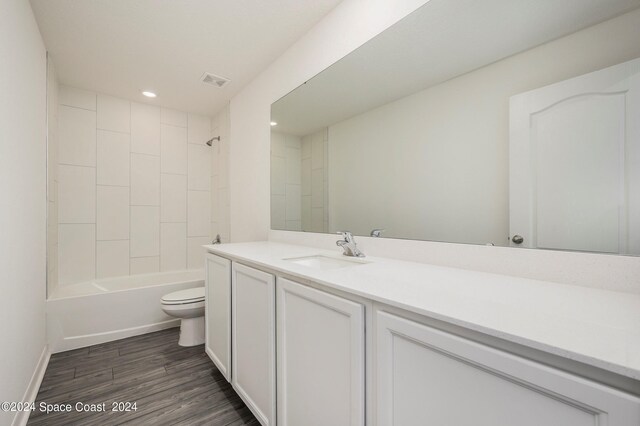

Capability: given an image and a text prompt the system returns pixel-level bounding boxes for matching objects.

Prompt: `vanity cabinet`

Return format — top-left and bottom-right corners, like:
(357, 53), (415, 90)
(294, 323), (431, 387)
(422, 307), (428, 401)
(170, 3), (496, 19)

(205, 249), (640, 426)
(276, 277), (365, 426)
(375, 310), (640, 426)
(232, 263), (277, 426)
(204, 253), (231, 381)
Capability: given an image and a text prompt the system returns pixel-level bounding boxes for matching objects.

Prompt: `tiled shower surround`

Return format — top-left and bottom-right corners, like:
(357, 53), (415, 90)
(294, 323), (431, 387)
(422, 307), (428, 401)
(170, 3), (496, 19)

(53, 86), (229, 287)
(271, 128), (327, 233)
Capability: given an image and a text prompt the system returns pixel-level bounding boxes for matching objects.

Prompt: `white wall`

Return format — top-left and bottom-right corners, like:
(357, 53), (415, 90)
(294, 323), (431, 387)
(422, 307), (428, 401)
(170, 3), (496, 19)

(56, 86), (214, 286)
(229, 0), (429, 242)
(229, 0), (640, 293)
(0, 0), (48, 424)
(327, 8), (640, 246)
(47, 56), (60, 297)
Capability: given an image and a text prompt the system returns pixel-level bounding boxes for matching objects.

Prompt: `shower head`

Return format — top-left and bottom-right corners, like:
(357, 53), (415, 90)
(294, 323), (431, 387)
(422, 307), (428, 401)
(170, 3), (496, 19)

(206, 136), (221, 146)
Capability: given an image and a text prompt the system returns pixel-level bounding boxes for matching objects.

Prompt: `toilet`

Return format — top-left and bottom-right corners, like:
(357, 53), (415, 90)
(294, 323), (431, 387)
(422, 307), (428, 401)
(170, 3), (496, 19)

(161, 287), (205, 347)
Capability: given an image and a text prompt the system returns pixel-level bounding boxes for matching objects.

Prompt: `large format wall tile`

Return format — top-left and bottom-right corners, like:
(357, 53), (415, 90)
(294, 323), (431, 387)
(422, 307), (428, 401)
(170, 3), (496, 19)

(210, 175), (220, 223)
(188, 144), (211, 191)
(285, 184), (301, 221)
(131, 102), (161, 155)
(97, 185), (129, 240)
(57, 88), (224, 284)
(160, 222), (187, 271)
(130, 206), (160, 257)
(131, 153), (160, 206)
(187, 236), (210, 269)
(312, 208), (324, 233)
(161, 173), (187, 222)
(271, 131), (303, 232)
(187, 190), (210, 237)
(130, 256), (159, 275)
(188, 114), (211, 144)
(161, 108), (187, 127)
(311, 168), (324, 208)
(59, 224), (95, 285)
(97, 240), (129, 278)
(59, 86), (96, 111)
(97, 94), (130, 133)
(161, 124), (188, 175)
(301, 196), (312, 231)
(97, 130), (130, 186)
(58, 106), (96, 166)
(301, 158), (311, 195)
(312, 131), (325, 169)
(271, 156), (286, 195)
(286, 146), (301, 184)
(58, 164), (96, 223)
(271, 194), (286, 229)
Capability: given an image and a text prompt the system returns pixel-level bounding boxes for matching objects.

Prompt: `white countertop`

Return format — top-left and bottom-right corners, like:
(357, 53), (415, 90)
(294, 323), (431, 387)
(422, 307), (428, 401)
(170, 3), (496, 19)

(205, 241), (640, 381)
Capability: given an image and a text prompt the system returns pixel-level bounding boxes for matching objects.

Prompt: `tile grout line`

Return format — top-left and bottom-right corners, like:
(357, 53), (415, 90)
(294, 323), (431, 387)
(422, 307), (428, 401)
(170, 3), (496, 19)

(160, 112), (164, 273)
(129, 103), (133, 276)
(129, 100), (133, 276)
(185, 114), (189, 270)
(94, 93), (98, 280)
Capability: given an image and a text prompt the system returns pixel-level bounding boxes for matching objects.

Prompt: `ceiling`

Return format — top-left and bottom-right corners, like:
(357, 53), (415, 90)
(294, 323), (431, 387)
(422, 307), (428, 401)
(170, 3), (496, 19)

(30, 0), (343, 116)
(271, 0), (640, 136)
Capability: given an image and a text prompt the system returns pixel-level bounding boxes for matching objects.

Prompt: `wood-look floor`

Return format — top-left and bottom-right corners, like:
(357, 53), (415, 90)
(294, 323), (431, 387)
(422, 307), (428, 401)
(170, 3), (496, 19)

(28, 328), (258, 426)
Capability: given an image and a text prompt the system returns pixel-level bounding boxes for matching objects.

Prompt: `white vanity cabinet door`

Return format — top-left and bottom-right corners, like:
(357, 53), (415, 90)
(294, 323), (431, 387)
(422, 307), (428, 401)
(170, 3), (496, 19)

(232, 263), (276, 426)
(277, 278), (365, 426)
(204, 253), (231, 381)
(376, 310), (640, 426)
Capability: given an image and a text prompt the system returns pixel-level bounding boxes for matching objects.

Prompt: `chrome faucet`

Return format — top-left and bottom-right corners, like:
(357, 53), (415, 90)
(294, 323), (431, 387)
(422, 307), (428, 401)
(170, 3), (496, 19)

(336, 231), (365, 257)
(370, 228), (385, 238)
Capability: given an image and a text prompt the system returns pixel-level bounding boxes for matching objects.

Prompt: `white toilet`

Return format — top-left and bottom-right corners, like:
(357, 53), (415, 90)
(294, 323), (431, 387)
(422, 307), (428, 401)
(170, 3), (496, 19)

(161, 287), (205, 347)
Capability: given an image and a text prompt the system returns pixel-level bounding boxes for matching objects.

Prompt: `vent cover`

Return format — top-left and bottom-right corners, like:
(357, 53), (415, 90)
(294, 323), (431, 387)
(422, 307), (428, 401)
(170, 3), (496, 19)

(201, 72), (230, 88)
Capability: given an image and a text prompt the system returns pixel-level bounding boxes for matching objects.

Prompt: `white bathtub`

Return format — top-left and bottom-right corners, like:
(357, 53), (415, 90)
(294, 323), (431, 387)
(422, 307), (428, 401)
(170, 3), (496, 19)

(47, 270), (204, 353)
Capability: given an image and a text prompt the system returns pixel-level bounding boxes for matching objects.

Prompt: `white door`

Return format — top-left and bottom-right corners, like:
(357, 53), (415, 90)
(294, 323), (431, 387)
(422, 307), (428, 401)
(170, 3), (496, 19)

(204, 253), (231, 381)
(232, 263), (276, 426)
(509, 57), (640, 254)
(376, 310), (640, 426)
(277, 277), (365, 426)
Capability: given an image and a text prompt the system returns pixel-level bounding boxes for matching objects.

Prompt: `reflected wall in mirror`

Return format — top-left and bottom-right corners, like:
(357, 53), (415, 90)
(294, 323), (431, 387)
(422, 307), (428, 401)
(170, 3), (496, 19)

(271, 0), (640, 255)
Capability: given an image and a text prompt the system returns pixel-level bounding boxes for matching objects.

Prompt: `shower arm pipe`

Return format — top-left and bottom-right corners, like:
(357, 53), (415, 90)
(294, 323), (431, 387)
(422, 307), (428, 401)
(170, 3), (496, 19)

(206, 136), (221, 146)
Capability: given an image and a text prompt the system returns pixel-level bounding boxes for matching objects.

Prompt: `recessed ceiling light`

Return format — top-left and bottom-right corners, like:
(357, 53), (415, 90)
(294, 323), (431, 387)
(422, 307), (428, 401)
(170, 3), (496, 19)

(142, 91), (157, 98)
(270, 121), (278, 126)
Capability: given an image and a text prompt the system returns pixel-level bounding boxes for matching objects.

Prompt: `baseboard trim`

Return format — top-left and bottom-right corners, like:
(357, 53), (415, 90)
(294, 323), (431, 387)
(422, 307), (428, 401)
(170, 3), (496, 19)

(51, 319), (180, 353)
(12, 345), (50, 426)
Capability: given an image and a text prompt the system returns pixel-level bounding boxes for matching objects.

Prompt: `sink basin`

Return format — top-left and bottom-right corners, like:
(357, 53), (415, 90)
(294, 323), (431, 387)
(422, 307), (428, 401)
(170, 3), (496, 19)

(283, 255), (365, 270)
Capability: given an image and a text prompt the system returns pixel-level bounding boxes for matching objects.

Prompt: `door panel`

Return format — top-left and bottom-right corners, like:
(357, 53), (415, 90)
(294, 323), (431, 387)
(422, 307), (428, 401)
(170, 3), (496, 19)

(205, 253), (231, 381)
(510, 57), (640, 254)
(376, 310), (640, 426)
(232, 263), (276, 426)
(533, 93), (624, 252)
(277, 277), (365, 426)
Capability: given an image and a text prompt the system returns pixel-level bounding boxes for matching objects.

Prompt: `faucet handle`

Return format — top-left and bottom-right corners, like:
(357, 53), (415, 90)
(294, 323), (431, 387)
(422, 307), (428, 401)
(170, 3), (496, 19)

(336, 231), (353, 241)
(370, 229), (385, 237)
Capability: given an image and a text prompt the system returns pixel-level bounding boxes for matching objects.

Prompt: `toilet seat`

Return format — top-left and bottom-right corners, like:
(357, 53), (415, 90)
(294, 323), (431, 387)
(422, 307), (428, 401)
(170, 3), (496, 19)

(161, 287), (205, 305)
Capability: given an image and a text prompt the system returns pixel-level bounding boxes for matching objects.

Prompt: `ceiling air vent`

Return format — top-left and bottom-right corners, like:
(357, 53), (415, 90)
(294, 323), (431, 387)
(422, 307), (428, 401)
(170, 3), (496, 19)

(201, 72), (230, 88)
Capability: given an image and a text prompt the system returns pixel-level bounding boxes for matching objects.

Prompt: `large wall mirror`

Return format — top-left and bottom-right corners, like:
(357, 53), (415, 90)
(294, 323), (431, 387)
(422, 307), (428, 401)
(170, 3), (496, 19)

(270, 0), (640, 256)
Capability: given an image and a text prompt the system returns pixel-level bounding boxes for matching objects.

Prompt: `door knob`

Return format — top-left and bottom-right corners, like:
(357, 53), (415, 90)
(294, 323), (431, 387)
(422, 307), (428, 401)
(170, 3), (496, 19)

(511, 235), (524, 244)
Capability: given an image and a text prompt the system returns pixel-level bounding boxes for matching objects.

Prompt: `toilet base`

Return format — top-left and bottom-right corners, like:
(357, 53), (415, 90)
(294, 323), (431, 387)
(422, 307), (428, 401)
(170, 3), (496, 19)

(178, 316), (205, 346)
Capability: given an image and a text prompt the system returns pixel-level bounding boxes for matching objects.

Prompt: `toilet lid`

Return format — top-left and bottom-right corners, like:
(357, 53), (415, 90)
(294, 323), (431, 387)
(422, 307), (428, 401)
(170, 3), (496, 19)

(161, 287), (205, 304)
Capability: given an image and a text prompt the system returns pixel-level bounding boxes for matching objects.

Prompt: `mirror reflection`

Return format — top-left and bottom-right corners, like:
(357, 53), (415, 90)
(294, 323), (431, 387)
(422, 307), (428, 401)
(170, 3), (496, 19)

(271, 0), (640, 255)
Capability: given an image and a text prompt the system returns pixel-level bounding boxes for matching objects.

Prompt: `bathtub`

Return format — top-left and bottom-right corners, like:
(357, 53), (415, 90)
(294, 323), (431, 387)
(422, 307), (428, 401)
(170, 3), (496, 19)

(47, 270), (204, 353)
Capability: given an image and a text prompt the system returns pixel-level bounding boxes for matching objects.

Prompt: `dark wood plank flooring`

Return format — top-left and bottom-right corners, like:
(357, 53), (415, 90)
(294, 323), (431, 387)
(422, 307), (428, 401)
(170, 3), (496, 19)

(28, 328), (258, 425)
